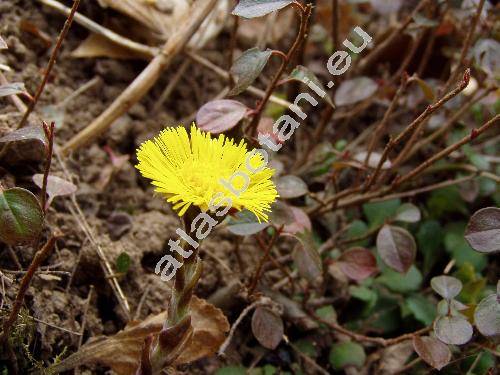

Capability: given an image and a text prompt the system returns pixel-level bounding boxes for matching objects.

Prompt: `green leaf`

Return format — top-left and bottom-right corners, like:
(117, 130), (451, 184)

(406, 294), (436, 325)
(363, 199), (401, 227)
(460, 351), (496, 375)
(115, 252), (131, 274)
(427, 186), (467, 218)
(417, 220), (443, 275)
(0, 187), (43, 245)
(315, 305), (337, 325)
(444, 223), (487, 271)
(345, 220), (370, 247)
(294, 339), (318, 358)
(349, 285), (378, 314)
(229, 48), (272, 96)
(329, 341), (366, 370)
(376, 265), (422, 293)
(216, 366), (247, 375)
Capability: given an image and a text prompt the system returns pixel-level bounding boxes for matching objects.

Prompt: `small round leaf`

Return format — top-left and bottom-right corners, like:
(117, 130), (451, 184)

(292, 231), (323, 284)
(229, 48), (272, 96)
(338, 247), (378, 281)
(394, 203), (421, 223)
(465, 207), (500, 253)
(275, 175), (308, 199)
(376, 225), (416, 273)
(0, 187), (43, 245)
(431, 275), (463, 300)
(329, 341), (366, 370)
(282, 206), (311, 235)
(434, 316), (473, 345)
(116, 252), (131, 274)
(251, 307), (284, 349)
(413, 336), (451, 370)
(334, 77), (378, 107)
(33, 174), (77, 208)
(196, 99), (248, 134)
(474, 294), (500, 337)
(226, 210), (268, 236)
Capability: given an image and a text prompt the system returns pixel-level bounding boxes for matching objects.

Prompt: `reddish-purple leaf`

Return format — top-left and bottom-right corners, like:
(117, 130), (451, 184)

(376, 225), (416, 273)
(338, 247), (378, 281)
(33, 174), (77, 208)
(434, 316), (473, 345)
(257, 117), (281, 145)
(465, 207), (500, 253)
(413, 336), (451, 370)
(283, 206), (311, 235)
(251, 307), (284, 349)
(275, 175), (308, 199)
(196, 99), (248, 134)
(0, 125), (47, 147)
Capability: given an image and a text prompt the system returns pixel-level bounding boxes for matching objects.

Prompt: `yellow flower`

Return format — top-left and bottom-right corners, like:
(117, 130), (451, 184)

(136, 125), (278, 222)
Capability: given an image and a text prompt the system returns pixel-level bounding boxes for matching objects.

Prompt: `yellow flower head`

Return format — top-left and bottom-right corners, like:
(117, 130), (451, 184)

(136, 125), (278, 222)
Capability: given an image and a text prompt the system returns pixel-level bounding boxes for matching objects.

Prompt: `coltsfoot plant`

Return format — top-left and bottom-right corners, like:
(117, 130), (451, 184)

(134, 124), (277, 374)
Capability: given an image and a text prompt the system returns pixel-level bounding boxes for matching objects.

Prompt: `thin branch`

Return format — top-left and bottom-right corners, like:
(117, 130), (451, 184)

(249, 228), (281, 295)
(364, 69), (470, 190)
(18, 0), (80, 128)
(1, 235), (58, 343)
(442, 0), (485, 93)
(312, 312), (431, 347)
(249, 3), (312, 136)
(393, 114), (499, 187)
(40, 121), (55, 213)
(357, 0), (430, 73)
(364, 73), (408, 170)
(218, 298), (272, 356)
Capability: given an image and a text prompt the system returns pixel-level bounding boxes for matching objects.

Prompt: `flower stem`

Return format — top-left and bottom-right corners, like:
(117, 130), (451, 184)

(136, 209), (203, 375)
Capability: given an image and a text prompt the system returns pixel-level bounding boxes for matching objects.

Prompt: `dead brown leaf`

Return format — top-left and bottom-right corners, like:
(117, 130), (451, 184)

(72, 33), (151, 60)
(49, 296), (229, 374)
